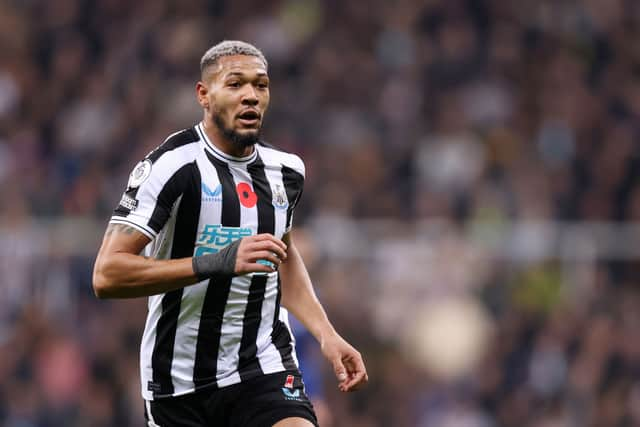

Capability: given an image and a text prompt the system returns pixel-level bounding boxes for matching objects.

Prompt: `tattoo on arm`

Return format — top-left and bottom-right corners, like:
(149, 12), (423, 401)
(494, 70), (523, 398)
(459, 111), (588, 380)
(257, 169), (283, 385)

(105, 224), (140, 236)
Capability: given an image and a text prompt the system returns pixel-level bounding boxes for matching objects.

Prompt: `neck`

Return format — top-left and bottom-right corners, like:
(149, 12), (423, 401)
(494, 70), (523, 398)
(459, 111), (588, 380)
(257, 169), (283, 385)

(201, 117), (255, 158)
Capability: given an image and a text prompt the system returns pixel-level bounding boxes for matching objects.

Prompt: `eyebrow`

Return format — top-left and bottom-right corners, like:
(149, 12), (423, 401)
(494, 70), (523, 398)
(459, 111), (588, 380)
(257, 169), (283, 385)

(224, 71), (269, 78)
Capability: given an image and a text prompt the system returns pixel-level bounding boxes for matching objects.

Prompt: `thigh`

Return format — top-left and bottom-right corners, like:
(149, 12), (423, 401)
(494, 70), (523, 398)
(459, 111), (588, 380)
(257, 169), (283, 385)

(224, 372), (318, 427)
(145, 393), (208, 427)
(272, 417), (317, 427)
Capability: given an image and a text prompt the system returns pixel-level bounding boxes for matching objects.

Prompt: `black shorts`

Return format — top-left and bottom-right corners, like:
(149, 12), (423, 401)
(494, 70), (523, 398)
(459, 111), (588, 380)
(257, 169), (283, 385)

(144, 370), (318, 427)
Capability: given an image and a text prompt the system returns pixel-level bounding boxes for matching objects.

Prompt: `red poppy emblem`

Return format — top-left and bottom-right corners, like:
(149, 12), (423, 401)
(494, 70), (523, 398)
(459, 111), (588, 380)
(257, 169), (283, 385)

(236, 182), (257, 208)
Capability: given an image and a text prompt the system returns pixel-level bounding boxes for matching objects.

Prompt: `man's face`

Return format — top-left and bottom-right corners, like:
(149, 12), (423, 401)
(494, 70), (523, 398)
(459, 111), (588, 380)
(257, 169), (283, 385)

(198, 55), (270, 147)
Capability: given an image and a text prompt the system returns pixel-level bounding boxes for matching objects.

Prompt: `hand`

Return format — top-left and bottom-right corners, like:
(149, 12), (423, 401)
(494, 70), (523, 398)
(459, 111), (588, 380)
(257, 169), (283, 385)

(235, 233), (288, 275)
(321, 333), (368, 392)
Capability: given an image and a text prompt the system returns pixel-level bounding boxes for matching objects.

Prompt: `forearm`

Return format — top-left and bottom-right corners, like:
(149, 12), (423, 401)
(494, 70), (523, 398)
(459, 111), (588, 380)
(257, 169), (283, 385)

(93, 252), (199, 298)
(280, 240), (369, 392)
(93, 225), (282, 299)
(279, 239), (336, 343)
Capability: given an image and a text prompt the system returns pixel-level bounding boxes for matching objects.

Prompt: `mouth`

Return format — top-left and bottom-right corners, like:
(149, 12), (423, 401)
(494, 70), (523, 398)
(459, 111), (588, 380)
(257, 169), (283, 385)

(236, 109), (261, 127)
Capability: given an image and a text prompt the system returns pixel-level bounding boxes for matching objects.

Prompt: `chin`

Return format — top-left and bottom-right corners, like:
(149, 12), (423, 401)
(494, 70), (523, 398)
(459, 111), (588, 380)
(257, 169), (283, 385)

(228, 128), (261, 147)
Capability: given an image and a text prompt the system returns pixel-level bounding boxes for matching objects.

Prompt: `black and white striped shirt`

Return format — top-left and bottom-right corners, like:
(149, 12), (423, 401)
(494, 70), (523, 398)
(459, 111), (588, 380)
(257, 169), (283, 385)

(110, 123), (305, 400)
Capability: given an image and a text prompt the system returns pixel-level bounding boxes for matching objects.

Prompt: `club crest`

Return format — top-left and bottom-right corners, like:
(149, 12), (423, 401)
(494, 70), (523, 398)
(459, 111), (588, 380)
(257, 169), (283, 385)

(272, 184), (289, 210)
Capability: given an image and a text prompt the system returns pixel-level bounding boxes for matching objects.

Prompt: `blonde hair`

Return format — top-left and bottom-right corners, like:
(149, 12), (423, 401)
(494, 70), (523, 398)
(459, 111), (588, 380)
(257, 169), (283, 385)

(200, 40), (267, 76)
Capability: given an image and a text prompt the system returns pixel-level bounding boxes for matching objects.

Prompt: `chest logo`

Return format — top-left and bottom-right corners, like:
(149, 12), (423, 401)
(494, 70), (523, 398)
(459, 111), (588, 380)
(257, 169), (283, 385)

(272, 184), (289, 210)
(202, 182), (222, 202)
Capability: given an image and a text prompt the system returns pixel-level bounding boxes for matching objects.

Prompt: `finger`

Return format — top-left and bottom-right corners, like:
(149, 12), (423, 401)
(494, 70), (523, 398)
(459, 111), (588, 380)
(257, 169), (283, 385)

(246, 241), (287, 260)
(331, 358), (348, 385)
(246, 251), (283, 266)
(244, 244), (286, 263)
(341, 366), (367, 392)
(253, 233), (274, 241)
(262, 241), (288, 260)
(254, 233), (288, 251)
(348, 355), (366, 375)
(342, 355), (367, 391)
(342, 370), (368, 392)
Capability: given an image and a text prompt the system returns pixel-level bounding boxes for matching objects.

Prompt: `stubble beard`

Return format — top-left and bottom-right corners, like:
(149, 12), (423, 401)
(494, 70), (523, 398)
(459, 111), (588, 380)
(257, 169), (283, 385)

(213, 113), (261, 148)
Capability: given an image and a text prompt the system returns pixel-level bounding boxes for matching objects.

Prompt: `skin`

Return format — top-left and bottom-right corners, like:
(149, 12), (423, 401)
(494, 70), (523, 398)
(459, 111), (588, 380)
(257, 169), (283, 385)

(196, 55), (270, 158)
(280, 233), (368, 394)
(93, 54), (367, 427)
(93, 225), (286, 298)
(274, 418), (316, 427)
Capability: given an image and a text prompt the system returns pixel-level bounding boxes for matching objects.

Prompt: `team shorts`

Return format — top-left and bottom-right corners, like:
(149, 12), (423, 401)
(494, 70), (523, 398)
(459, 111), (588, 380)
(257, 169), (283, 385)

(144, 370), (318, 427)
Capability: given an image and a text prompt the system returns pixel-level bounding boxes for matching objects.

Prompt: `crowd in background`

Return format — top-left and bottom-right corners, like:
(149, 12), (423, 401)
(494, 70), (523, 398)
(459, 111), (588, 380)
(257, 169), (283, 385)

(1, 0), (640, 425)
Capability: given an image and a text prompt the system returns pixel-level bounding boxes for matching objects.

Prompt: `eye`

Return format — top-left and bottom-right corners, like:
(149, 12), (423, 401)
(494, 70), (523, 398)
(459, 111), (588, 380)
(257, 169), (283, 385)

(227, 81), (240, 88)
(257, 82), (269, 89)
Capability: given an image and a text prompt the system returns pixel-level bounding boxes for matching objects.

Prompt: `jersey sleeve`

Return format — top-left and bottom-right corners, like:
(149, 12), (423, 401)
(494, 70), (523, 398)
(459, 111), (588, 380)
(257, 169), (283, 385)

(110, 154), (194, 239)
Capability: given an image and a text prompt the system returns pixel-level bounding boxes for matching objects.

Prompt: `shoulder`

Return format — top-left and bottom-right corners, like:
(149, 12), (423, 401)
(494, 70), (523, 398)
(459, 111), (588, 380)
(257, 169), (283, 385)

(126, 127), (201, 189)
(146, 127), (201, 165)
(256, 142), (305, 178)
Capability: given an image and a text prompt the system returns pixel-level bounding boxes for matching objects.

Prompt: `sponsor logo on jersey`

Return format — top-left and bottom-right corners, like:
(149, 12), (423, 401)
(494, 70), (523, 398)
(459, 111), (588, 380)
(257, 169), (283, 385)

(128, 160), (152, 188)
(202, 182), (222, 202)
(272, 184), (289, 210)
(194, 225), (252, 257)
(281, 388), (302, 401)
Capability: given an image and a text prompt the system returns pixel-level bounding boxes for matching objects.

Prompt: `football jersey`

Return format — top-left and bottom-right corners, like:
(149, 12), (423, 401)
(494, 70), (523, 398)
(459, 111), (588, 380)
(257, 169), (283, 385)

(110, 123), (304, 399)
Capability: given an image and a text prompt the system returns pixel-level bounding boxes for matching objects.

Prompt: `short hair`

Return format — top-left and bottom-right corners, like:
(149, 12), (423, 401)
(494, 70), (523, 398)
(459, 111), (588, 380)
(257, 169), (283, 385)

(200, 40), (268, 76)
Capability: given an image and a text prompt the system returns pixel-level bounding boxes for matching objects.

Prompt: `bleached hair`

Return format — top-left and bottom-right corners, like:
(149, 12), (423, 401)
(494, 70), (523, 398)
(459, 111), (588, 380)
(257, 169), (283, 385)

(200, 40), (268, 75)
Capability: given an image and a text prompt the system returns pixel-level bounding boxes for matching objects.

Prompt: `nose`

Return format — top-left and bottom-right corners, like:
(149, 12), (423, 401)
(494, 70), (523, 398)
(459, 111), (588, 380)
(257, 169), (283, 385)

(241, 85), (259, 106)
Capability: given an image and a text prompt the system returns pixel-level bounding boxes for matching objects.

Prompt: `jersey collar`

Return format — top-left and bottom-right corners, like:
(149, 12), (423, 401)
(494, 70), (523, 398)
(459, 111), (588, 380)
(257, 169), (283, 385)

(196, 122), (258, 164)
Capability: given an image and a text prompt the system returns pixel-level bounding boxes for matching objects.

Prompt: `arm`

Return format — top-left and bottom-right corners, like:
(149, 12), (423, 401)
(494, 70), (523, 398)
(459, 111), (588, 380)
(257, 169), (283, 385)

(92, 223), (198, 298)
(279, 232), (368, 392)
(93, 223), (287, 299)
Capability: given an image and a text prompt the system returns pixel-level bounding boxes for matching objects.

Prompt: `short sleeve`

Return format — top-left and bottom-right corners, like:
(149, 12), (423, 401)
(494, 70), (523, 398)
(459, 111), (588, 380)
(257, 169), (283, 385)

(110, 154), (195, 239)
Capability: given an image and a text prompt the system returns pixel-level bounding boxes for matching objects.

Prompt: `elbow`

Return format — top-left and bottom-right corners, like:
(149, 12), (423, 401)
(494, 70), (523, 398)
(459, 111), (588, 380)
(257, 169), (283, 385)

(92, 261), (117, 299)
(92, 271), (111, 299)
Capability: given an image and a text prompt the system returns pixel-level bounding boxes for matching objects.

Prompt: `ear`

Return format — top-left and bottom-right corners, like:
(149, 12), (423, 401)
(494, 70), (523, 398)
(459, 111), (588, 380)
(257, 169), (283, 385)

(196, 81), (210, 109)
